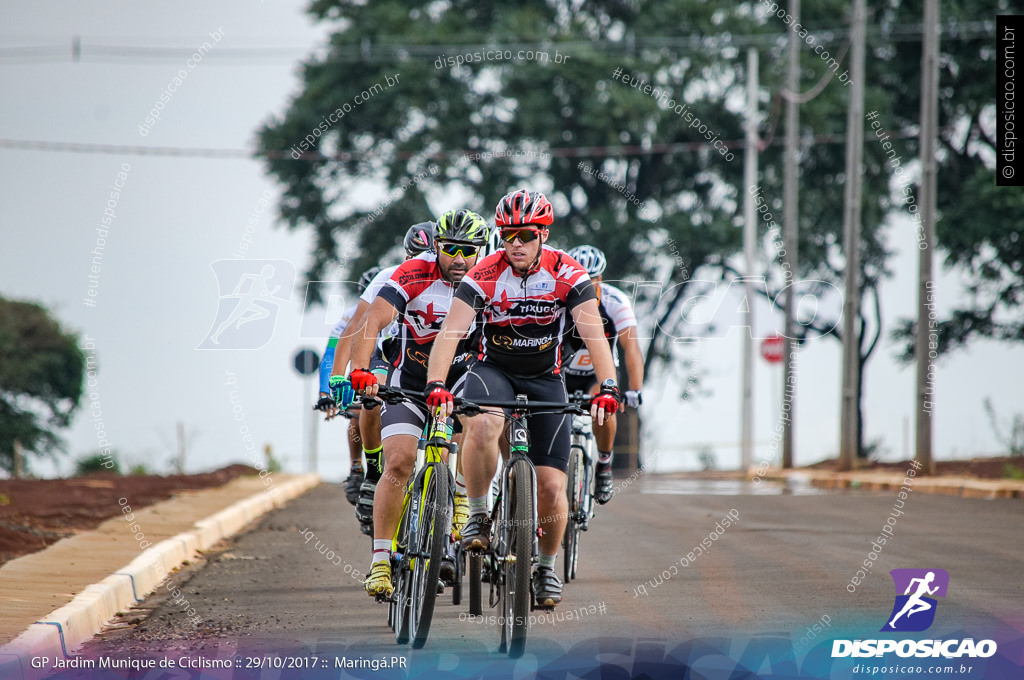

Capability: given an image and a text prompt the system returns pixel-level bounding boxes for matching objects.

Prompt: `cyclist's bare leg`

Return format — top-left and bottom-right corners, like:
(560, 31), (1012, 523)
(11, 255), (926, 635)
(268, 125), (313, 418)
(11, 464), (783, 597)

(461, 410), (503, 499)
(536, 466), (568, 556)
(372, 434), (418, 543)
(348, 418), (362, 466)
(594, 413), (617, 452)
(360, 404), (382, 452)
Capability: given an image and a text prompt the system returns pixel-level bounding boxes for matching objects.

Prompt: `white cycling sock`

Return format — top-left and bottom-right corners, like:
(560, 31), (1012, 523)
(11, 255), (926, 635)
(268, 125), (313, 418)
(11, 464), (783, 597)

(371, 539), (391, 565)
(455, 470), (467, 495)
(468, 495), (488, 515)
(538, 552), (556, 569)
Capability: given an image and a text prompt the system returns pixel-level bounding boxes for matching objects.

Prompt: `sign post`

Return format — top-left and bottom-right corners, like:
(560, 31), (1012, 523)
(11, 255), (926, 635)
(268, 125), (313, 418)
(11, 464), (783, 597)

(293, 349), (320, 473)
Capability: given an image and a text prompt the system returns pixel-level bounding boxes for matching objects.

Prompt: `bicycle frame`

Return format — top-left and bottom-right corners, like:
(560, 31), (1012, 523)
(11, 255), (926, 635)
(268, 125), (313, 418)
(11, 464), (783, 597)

(381, 388), (458, 648)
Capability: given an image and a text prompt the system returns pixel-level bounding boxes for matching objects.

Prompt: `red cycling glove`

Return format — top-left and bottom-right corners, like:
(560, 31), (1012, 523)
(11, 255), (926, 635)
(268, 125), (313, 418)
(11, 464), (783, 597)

(348, 368), (377, 392)
(424, 380), (454, 410)
(590, 382), (622, 416)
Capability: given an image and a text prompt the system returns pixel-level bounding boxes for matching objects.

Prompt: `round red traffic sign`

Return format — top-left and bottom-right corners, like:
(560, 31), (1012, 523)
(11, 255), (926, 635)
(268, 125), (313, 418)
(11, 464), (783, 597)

(760, 335), (784, 363)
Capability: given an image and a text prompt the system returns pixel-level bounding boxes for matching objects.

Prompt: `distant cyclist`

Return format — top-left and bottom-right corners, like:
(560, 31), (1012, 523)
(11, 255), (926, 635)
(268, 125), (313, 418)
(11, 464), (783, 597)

(316, 266), (379, 505)
(563, 245), (644, 504)
(331, 224), (434, 533)
(425, 189), (621, 608)
(347, 209), (490, 598)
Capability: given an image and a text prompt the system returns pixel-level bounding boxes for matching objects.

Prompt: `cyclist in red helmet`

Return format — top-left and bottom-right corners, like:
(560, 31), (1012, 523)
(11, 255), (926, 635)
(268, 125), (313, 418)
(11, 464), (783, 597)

(425, 188), (621, 608)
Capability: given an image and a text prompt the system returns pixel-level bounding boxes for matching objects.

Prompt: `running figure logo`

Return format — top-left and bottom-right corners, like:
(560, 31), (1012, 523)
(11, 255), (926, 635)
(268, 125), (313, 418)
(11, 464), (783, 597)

(197, 260), (295, 349)
(881, 568), (950, 632)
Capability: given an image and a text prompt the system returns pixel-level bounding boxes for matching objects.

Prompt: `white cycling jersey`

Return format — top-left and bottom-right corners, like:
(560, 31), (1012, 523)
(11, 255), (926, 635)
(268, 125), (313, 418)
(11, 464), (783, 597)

(360, 264), (401, 353)
(564, 282), (637, 376)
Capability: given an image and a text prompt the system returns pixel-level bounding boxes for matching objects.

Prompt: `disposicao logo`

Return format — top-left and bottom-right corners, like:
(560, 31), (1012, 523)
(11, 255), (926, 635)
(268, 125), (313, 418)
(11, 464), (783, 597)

(832, 568), (998, 659)
(882, 568), (949, 632)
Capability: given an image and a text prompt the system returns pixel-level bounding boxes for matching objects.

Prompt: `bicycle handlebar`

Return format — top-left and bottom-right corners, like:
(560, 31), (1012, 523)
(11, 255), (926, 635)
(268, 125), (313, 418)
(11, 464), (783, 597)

(372, 385), (590, 417)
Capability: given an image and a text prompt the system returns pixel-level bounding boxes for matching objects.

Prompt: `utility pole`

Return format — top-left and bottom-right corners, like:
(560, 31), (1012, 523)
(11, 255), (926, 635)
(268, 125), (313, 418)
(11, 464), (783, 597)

(839, 0), (866, 471)
(741, 47), (759, 473)
(13, 439), (24, 479)
(916, 0), (939, 475)
(176, 421), (186, 474)
(781, 0), (800, 469)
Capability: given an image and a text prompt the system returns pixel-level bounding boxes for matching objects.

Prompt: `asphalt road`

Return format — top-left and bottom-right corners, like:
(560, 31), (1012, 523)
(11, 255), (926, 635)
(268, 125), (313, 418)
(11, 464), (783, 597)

(70, 476), (1022, 679)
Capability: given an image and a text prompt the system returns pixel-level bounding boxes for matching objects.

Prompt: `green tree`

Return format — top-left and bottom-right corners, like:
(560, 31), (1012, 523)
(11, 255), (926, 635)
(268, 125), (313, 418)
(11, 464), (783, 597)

(75, 450), (121, 475)
(0, 296), (86, 473)
(258, 1), (1011, 458)
(883, 1), (1022, 356)
(257, 0), (768, 384)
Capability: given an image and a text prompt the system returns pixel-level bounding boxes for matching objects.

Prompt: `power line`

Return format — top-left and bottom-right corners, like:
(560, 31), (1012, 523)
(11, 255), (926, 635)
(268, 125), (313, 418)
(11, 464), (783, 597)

(0, 130), (918, 162)
(0, 22), (995, 65)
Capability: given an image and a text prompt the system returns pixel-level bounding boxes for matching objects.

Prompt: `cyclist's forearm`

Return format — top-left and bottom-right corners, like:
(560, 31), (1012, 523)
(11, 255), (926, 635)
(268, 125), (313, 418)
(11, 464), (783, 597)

(621, 328), (645, 391)
(331, 301), (369, 377)
(427, 299), (473, 383)
(351, 299), (397, 371)
(572, 300), (617, 384)
(319, 337), (338, 392)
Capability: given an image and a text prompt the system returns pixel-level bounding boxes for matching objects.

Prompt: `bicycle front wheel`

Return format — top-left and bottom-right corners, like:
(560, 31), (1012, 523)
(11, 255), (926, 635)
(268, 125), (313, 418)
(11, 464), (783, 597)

(409, 463), (451, 649)
(391, 491), (413, 644)
(563, 445), (584, 582)
(503, 458), (534, 658)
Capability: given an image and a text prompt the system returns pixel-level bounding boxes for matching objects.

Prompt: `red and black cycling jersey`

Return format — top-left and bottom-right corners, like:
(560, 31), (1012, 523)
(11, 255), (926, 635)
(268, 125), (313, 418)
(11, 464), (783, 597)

(378, 253), (473, 383)
(455, 246), (596, 377)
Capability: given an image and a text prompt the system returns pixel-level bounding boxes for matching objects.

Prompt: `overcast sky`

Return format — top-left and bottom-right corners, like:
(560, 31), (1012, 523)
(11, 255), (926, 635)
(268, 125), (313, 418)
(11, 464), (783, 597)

(1, 1), (1021, 480)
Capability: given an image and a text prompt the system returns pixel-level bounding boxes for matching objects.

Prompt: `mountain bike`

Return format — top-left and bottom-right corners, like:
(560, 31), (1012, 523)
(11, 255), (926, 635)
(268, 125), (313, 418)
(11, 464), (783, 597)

(562, 396), (596, 582)
(459, 392), (591, 658)
(370, 386), (458, 649)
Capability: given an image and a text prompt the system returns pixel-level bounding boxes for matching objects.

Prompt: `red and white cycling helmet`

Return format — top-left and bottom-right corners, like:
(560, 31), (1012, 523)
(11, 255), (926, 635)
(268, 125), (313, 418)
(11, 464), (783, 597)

(495, 189), (554, 227)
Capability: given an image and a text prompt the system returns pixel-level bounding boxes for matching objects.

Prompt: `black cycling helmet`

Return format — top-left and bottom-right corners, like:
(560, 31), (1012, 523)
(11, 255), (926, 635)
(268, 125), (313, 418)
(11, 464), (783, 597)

(357, 266), (381, 295)
(404, 222), (436, 256)
(436, 209), (489, 245)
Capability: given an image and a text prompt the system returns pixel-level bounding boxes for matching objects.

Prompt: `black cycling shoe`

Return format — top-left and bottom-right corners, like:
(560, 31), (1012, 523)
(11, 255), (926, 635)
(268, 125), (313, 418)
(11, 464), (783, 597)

(595, 466), (614, 505)
(460, 513), (492, 551)
(439, 556), (456, 585)
(356, 480), (376, 530)
(532, 566), (563, 608)
(343, 470), (364, 506)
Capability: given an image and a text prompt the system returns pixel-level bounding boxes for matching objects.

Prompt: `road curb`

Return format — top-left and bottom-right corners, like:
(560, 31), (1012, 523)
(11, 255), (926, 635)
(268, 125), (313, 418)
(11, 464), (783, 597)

(0, 474), (320, 679)
(756, 469), (1024, 499)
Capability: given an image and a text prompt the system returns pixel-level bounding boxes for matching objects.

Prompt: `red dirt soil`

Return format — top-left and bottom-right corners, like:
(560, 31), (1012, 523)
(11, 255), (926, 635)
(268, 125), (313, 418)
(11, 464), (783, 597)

(804, 456), (1024, 479)
(0, 465), (256, 566)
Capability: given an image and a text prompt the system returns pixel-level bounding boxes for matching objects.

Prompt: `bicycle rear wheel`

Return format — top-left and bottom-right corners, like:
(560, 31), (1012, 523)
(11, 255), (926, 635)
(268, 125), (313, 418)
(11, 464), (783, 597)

(452, 541), (464, 605)
(409, 463), (451, 649)
(503, 458), (534, 658)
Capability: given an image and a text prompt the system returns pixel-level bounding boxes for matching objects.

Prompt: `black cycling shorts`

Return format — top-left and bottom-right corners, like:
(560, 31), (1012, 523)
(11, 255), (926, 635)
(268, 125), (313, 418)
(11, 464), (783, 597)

(461, 362), (571, 473)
